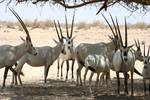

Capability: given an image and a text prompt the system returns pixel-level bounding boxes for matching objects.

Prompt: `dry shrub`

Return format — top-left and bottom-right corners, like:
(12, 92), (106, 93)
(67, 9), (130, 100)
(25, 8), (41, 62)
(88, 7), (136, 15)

(76, 21), (106, 30)
(130, 22), (148, 29)
(28, 19), (53, 30)
(76, 22), (89, 30)
(0, 21), (16, 29)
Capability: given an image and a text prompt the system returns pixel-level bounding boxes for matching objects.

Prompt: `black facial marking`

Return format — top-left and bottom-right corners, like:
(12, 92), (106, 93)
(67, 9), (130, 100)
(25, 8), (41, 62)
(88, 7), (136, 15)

(124, 51), (127, 56)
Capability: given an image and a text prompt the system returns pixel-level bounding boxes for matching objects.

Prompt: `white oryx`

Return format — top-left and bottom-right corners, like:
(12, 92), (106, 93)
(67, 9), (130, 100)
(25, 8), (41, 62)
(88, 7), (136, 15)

(0, 8), (37, 88)
(142, 43), (150, 95)
(57, 12), (76, 81)
(112, 18), (136, 95)
(99, 39), (143, 86)
(75, 14), (120, 86)
(12, 20), (66, 85)
(84, 53), (110, 89)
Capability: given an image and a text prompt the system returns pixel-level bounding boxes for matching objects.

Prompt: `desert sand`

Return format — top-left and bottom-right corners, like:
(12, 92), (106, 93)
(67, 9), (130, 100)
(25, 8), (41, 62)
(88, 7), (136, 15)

(0, 26), (150, 99)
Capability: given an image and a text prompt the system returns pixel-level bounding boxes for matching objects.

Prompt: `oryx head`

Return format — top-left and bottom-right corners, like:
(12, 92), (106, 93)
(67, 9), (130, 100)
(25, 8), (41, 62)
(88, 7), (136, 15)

(9, 8), (37, 56)
(53, 20), (66, 54)
(117, 18), (133, 62)
(134, 39), (143, 61)
(63, 12), (76, 53)
(143, 43), (150, 69)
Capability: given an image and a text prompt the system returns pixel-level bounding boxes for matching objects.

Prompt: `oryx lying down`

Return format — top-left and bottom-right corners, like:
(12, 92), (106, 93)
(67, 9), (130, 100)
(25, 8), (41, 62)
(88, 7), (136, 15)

(57, 12), (76, 81)
(12, 20), (66, 85)
(0, 8), (37, 88)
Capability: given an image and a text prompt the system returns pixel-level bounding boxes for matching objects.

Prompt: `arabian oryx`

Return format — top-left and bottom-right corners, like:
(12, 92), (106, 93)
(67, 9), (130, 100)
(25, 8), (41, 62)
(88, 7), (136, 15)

(84, 53), (110, 91)
(57, 12), (76, 81)
(99, 39), (143, 86)
(82, 14), (122, 87)
(75, 14), (122, 86)
(142, 43), (150, 95)
(0, 8), (37, 88)
(12, 20), (66, 85)
(112, 18), (137, 96)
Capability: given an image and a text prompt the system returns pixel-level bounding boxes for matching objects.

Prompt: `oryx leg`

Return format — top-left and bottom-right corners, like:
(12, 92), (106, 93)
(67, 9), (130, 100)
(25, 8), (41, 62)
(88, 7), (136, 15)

(116, 72), (120, 95)
(2, 67), (10, 89)
(57, 59), (60, 78)
(124, 72), (128, 95)
(71, 59), (75, 80)
(130, 71), (134, 96)
(11, 63), (18, 86)
(12, 57), (26, 86)
(61, 60), (65, 79)
(149, 79), (150, 93)
(76, 62), (83, 86)
(89, 71), (94, 92)
(95, 72), (100, 87)
(100, 72), (105, 86)
(65, 60), (69, 81)
(44, 65), (51, 83)
(143, 78), (146, 95)
(89, 71), (94, 87)
(106, 71), (111, 87)
(84, 68), (88, 86)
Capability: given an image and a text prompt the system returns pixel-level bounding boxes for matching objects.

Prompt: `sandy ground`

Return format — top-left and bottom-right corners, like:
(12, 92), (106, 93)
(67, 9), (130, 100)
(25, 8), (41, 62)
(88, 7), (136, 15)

(0, 26), (150, 99)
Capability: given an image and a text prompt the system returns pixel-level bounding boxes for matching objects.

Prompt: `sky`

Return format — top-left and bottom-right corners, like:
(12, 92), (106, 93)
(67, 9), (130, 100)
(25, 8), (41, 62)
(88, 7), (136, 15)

(0, 1), (150, 24)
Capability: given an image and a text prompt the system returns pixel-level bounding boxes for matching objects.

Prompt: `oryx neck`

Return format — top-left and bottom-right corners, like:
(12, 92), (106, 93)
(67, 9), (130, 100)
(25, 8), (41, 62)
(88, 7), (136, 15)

(15, 42), (28, 60)
(53, 43), (62, 61)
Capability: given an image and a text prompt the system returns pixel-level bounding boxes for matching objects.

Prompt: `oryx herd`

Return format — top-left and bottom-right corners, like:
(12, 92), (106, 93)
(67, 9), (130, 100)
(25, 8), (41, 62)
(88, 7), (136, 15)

(0, 7), (150, 96)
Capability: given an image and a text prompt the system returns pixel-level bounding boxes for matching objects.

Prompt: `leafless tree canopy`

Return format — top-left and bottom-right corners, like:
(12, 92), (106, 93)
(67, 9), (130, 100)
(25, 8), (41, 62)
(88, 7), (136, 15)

(1, 0), (150, 14)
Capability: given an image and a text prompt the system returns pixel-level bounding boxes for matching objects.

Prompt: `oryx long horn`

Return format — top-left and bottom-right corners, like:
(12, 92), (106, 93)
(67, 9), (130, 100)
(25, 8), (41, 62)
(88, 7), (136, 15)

(57, 21), (63, 39)
(125, 18), (127, 47)
(102, 14), (116, 38)
(65, 13), (69, 38)
(147, 45), (150, 57)
(109, 13), (118, 38)
(144, 43), (146, 56)
(138, 39), (140, 48)
(134, 40), (138, 48)
(116, 17), (123, 47)
(70, 10), (75, 38)
(54, 20), (61, 41)
(9, 8), (31, 42)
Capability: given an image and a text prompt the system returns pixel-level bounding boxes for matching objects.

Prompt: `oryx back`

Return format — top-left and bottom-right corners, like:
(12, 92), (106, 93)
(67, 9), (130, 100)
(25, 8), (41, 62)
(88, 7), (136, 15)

(75, 42), (108, 66)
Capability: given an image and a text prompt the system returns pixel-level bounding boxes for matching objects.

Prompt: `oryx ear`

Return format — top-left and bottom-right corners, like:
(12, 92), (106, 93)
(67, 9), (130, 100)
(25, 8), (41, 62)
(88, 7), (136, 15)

(53, 39), (59, 44)
(71, 35), (77, 41)
(20, 36), (25, 42)
(128, 44), (134, 49)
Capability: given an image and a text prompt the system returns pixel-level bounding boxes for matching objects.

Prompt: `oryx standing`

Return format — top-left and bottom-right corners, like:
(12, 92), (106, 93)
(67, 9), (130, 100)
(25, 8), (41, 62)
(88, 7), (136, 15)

(57, 12), (76, 81)
(112, 18), (136, 95)
(75, 13), (122, 86)
(142, 43), (150, 95)
(12, 20), (66, 85)
(0, 8), (37, 88)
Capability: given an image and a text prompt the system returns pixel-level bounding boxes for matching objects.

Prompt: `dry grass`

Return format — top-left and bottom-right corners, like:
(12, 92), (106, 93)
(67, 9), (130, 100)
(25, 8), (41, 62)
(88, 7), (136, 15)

(0, 20), (150, 30)
(129, 22), (150, 29)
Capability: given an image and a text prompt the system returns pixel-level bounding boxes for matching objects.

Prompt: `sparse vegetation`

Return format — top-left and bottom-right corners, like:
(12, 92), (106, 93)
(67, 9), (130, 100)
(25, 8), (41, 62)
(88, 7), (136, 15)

(0, 20), (150, 30)
(129, 22), (150, 29)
